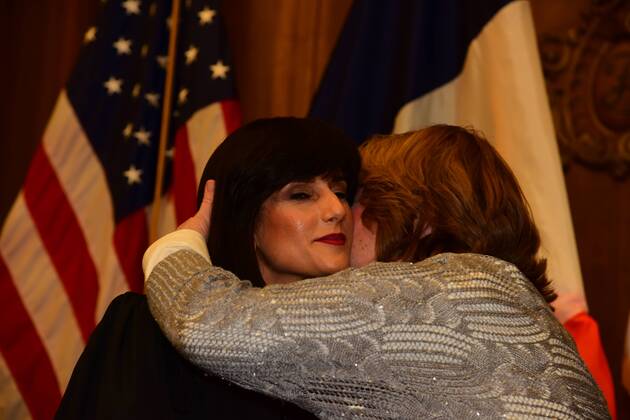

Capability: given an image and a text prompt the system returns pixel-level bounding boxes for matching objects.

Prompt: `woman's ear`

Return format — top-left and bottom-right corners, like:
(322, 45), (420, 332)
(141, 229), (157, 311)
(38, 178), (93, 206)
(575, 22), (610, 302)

(419, 223), (433, 239)
(252, 212), (264, 252)
(411, 215), (433, 240)
(252, 231), (260, 250)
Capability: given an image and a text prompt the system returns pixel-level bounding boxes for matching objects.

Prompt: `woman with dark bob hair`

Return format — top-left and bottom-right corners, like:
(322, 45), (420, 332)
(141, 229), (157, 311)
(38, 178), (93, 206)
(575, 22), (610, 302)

(144, 124), (610, 419)
(57, 117), (359, 420)
(201, 116), (360, 287)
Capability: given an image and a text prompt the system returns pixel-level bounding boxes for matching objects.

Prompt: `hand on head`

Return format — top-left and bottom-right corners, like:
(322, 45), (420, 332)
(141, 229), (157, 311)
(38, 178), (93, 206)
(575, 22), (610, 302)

(179, 180), (215, 238)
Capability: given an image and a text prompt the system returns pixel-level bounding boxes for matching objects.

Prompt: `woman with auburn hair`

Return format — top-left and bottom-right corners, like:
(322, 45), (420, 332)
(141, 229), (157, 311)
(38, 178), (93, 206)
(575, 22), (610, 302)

(354, 125), (553, 302)
(144, 125), (609, 419)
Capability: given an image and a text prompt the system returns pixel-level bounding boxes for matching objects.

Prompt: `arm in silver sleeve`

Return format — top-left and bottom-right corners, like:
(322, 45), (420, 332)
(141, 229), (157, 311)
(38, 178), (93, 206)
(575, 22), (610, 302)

(145, 249), (611, 419)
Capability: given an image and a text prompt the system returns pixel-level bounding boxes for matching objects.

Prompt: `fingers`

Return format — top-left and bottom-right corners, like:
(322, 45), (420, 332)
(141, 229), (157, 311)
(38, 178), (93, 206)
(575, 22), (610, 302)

(177, 179), (215, 238)
(198, 179), (215, 228)
(201, 179), (215, 209)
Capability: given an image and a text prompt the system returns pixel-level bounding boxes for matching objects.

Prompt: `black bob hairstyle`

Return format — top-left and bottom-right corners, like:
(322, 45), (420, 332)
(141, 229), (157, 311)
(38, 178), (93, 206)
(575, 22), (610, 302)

(197, 117), (360, 287)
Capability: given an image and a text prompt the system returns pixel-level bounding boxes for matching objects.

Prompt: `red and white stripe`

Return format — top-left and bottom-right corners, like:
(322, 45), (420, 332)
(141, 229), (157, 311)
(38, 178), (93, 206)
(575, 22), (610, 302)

(171, 100), (240, 226)
(0, 91), (240, 419)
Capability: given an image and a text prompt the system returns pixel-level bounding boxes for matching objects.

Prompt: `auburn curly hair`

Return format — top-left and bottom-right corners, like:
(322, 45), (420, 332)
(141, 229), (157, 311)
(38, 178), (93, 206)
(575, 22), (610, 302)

(358, 124), (555, 303)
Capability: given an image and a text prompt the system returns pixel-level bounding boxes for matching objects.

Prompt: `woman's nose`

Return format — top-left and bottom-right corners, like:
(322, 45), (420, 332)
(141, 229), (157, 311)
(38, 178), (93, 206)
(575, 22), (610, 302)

(321, 189), (346, 222)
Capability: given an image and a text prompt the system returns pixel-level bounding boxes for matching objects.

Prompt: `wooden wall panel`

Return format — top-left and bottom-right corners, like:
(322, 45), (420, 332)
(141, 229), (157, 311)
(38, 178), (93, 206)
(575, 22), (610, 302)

(222, 0), (352, 121)
(531, 0), (630, 416)
(566, 165), (630, 416)
(0, 0), (101, 223)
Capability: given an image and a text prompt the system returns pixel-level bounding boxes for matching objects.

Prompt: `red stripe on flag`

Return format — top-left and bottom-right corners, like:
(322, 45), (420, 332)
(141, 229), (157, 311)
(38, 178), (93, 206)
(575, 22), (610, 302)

(173, 125), (197, 225)
(113, 207), (148, 293)
(23, 145), (97, 341)
(220, 100), (242, 135)
(564, 312), (617, 418)
(0, 255), (61, 420)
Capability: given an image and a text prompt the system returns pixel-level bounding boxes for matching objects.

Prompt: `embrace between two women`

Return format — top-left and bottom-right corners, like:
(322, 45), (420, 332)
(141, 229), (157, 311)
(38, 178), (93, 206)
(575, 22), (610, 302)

(60, 118), (610, 419)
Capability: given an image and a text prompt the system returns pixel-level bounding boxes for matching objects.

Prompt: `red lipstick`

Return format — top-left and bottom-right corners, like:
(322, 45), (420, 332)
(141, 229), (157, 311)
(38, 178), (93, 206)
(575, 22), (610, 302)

(315, 233), (346, 246)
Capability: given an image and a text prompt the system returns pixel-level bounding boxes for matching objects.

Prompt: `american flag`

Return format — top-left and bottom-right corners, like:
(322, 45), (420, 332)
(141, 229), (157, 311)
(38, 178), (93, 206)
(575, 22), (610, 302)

(0, 0), (240, 418)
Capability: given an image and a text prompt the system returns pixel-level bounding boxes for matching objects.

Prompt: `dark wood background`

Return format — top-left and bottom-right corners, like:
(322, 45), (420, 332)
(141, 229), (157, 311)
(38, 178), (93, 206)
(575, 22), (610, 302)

(1, 0), (628, 417)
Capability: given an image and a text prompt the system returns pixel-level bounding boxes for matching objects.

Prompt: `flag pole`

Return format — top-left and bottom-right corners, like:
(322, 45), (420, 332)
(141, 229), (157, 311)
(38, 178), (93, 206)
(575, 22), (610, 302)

(149, 0), (182, 243)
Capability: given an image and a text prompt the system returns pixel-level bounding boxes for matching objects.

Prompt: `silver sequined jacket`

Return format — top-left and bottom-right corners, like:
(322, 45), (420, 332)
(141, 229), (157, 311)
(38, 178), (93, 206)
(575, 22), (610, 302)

(146, 250), (610, 419)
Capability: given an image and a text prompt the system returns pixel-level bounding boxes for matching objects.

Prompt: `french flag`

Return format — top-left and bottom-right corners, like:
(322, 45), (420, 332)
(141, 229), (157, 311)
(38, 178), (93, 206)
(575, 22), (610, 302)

(310, 0), (616, 416)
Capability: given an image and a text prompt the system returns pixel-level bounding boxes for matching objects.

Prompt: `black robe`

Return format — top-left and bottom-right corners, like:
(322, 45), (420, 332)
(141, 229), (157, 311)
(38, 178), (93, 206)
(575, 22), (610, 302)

(56, 292), (316, 420)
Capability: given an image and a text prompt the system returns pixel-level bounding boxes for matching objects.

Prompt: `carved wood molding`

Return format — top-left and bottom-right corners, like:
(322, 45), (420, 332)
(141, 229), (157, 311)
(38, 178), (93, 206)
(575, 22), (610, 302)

(539, 0), (630, 178)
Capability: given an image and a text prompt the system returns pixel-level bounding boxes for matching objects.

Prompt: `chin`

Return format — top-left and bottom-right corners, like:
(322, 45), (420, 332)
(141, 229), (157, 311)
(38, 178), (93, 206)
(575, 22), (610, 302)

(319, 259), (350, 275)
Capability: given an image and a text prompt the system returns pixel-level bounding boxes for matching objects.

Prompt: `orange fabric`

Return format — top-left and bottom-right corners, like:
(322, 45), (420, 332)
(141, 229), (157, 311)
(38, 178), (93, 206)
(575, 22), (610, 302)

(564, 311), (616, 419)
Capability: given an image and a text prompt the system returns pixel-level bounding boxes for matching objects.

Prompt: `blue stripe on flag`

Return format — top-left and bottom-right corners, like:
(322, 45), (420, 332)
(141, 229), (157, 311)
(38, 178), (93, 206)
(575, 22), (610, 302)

(309, 0), (512, 143)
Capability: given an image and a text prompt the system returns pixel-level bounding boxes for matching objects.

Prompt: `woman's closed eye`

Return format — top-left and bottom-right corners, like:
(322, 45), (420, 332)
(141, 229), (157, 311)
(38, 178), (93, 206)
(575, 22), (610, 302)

(289, 191), (312, 201)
